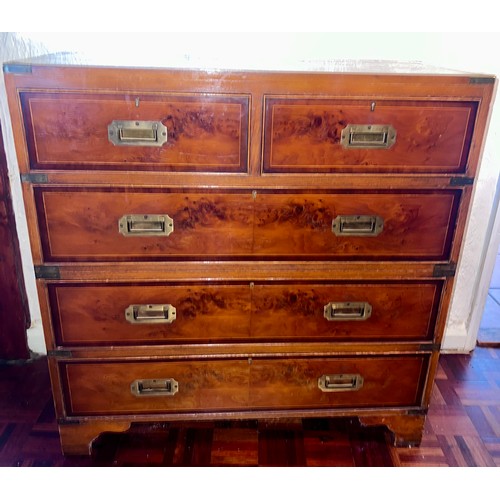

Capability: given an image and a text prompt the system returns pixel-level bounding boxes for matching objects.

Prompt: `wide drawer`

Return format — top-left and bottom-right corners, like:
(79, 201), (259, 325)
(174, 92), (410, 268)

(49, 281), (441, 346)
(61, 355), (428, 416)
(19, 91), (249, 172)
(35, 188), (254, 261)
(263, 97), (477, 173)
(35, 187), (460, 261)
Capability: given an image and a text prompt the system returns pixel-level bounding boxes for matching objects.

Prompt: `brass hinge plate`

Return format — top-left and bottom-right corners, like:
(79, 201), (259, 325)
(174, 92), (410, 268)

(21, 173), (49, 184)
(433, 263), (457, 278)
(34, 265), (60, 279)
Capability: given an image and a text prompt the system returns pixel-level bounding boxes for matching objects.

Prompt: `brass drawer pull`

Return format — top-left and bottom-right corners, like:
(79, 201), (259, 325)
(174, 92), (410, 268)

(340, 124), (396, 149)
(119, 214), (174, 237)
(324, 301), (372, 321)
(332, 215), (383, 236)
(108, 120), (168, 146)
(318, 374), (364, 392)
(131, 378), (179, 397)
(125, 304), (177, 324)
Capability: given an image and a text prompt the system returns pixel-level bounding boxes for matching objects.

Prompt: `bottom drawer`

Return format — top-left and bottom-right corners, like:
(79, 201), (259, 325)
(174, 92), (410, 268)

(61, 355), (428, 416)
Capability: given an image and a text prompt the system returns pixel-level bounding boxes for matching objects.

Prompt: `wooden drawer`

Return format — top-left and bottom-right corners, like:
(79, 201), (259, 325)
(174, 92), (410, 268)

(263, 98), (477, 173)
(50, 283), (252, 345)
(49, 281), (441, 346)
(61, 355), (428, 416)
(35, 187), (460, 262)
(251, 282), (441, 341)
(20, 91), (249, 172)
(253, 191), (460, 260)
(35, 188), (254, 261)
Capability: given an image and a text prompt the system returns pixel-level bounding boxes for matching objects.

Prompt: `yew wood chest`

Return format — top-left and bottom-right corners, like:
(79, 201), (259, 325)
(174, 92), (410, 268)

(3, 56), (496, 455)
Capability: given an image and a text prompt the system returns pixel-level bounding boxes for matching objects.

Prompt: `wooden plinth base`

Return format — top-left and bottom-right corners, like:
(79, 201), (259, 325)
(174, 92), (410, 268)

(59, 421), (132, 455)
(58, 413), (425, 456)
(359, 414), (425, 447)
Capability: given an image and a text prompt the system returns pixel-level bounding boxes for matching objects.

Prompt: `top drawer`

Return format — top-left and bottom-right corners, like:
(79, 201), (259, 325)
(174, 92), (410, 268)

(263, 97), (477, 174)
(19, 91), (249, 173)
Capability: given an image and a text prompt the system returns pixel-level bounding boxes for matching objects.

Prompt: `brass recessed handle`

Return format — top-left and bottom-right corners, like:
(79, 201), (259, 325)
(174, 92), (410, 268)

(324, 301), (372, 321)
(332, 215), (383, 236)
(131, 378), (179, 397)
(340, 124), (396, 149)
(318, 374), (364, 392)
(119, 214), (174, 237)
(125, 304), (177, 324)
(108, 120), (168, 146)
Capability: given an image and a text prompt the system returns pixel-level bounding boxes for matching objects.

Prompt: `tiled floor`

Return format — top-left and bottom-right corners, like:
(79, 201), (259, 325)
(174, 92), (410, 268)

(478, 251), (500, 346)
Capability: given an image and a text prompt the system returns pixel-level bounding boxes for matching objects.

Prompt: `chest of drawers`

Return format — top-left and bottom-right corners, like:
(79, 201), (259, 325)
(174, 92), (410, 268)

(4, 57), (495, 455)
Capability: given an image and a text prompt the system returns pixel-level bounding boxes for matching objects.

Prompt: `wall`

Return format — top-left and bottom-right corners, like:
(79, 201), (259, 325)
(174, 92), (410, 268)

(0, 33), (53, 354)
(1, 32), (499, 354)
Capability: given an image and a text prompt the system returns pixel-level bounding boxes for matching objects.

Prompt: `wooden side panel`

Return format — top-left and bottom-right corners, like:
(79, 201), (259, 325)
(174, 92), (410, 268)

(253, 191), (460, 259)
(35, 188), (254, 261)
(263, 98), (477, 173)
(20, 91), (249, 172)
(61, 355), (427, 416)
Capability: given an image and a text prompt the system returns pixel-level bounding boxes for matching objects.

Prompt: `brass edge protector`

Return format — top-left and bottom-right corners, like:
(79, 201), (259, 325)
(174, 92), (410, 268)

(3, 63), (32, 74)
(57, 418), (80, 425)
(450, 177), (474, 186)
(407, 408), (428, 416)
(418, 343), (440, 352)
(21, 173), (49, 184)
(34, 265), (60, 279)
(469, 77), (496, 85)
(433, 263), (456, 278)
(47, 349), (72, 358)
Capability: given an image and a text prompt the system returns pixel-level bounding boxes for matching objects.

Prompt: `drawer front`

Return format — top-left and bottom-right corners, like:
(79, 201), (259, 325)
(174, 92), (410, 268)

(251, 282), (441, 341)
(61, 355), (427, 416)
(263, 98), (477, 173)
(35, 188), (254, 261)
(253, 191), (459, 259)
(20, 91), (249, 172)
(50, 283), (252, 345)
(49, 281), (441, 346)
(36, 188), (459, 261)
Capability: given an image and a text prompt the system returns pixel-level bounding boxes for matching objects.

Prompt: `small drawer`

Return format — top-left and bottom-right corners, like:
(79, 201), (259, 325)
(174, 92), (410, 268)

(35, 187), (254, 261)
(253, 190), (460, 260)
(20, 91), (249, 173)
(61, 355), (428, 416)
(263, 97), (477, 173)
(48, 281), (441, 346)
